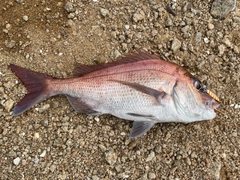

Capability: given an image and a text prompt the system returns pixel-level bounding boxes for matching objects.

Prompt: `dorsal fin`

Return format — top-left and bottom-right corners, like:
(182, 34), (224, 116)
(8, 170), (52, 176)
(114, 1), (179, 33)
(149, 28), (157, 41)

(73, 49), (161, 77)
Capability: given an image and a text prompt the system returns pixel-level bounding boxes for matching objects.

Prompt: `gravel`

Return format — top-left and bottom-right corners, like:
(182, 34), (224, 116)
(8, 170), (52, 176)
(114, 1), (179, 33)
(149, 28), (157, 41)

(0, 0), (239, 179)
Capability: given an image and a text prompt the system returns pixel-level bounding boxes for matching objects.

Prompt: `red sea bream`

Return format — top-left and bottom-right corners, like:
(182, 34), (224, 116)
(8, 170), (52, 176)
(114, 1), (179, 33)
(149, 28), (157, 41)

(9, 50), (220, 138)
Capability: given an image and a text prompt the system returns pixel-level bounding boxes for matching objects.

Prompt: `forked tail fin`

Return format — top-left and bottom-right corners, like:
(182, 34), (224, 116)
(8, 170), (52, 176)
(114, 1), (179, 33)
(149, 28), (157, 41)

(9, 64), (52, 116)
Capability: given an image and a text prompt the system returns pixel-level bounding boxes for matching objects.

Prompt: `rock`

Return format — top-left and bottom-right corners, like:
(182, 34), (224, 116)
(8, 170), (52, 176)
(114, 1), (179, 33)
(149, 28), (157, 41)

(4, 40), (16, 48)
(4, 99), (14, 112)
(13, 157), (21, 165)
(40, 150), (47, 157)
(50, 164), (56, 172)
(218, 44), (226, 56)
(15, 0), (23, 3)
(171, 38), (181, 53)
(148, 172), (156, 179)
(105, 150), (117, 165)
(208, 23), (215, 30)
(35, 104), (50, 113)
(133, 9), (145, 22)
(165, 17), (173, 27)
(64, 2), (74, 13)
(222, 37), (232, 47)
(195, 32), (202, 43)
(146, 151), (155, 162)
(100, 8), (109, 17)
(23, 15), (28, 21)
(92, 175), (100, 180)
(210, 0), (235, 19)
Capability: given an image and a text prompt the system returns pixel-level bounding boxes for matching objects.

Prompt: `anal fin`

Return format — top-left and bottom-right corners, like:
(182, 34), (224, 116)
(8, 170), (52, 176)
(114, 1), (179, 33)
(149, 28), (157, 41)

(66, 95), (98, 114)
(130, 121), (155, 138)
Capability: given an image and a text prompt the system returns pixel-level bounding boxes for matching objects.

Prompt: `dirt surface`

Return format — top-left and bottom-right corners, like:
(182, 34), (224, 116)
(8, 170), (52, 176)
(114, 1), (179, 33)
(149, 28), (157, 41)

(0, 0), (239, 179)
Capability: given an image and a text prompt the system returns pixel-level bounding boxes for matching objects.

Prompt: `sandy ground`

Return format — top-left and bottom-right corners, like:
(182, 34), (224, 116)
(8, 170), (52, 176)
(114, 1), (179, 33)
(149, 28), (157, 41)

(0, 0), (239, 179)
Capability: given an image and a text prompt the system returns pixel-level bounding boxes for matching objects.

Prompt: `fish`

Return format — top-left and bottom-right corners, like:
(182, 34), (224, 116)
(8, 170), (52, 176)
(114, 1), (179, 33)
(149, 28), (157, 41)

(9, 50), (220, 138)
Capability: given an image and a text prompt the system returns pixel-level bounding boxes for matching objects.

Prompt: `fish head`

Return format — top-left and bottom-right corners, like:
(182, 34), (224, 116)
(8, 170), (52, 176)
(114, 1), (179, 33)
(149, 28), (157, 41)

(173, 72), (220, 122)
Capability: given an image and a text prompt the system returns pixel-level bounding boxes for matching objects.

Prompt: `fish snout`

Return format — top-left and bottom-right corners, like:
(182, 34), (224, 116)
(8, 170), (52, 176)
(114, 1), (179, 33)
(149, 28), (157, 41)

(210, 99), (220, 110)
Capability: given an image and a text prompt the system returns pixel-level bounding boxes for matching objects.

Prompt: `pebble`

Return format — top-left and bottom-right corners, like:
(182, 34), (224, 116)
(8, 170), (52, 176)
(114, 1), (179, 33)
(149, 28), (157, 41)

(40, 150), (47, 157)
(100, 8), (109, 17)
(203, 37), (209, 43)
(195, 32), (202, 43)
(92, 175), (100, 180)
(114, 49), (121, 58)
(148, 172), (156, 179)
(222, 37), (232, 48)
(133, 9), (145, 22)
(35, 104), (50, 113)
(210, 0), (235, 19)
(171, 38), (181, 53)
(208, 23), (214, 30)
(13, 157), (21, 166)
(34, 157), (39, 164)
(23, 15), (28, 22)
(146, 151), (155, 162)
(50, 164), (56, 172)
(218, 44), (226, 56)
(105, 150), (117, 165)
(4, 99), (14, 112)
(4, 40), (16, 48)
(15, 0), (23, 3)
(64, 2), (74, 13)
(165, 17), (173, 27)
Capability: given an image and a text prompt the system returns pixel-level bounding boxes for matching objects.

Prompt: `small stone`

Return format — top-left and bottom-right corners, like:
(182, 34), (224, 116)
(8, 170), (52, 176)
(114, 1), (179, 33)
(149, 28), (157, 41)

(100, 8), (109, 17)
(122, 43), (128, 51)
(105, 150), (117, 165)
(40, 120), (49, 127)
(5, 40), (16, 48)
(148, 172), (156, 179)
(125, 25), (130, 30)
(204, 37), (209, 43)
(4, 99), (14, 112)
(50, 164), (56, 172)
(208, 23), (214, 30)
(210, 0), (235, 19)
(171, 38), (181, 53)
(222, 37), (232, 48)
(15, 0), (23, 3)
(195, 32), (202, 43)
(33, 132), (40, 140)
(35, 104), (50, 113)
(92, 175), (100, 180)
(40, 150), (47, 157)
(13, 157), (21, 165)
(218, 44), (226, 56)
(23, 15), (28, 21)
(146, 151), (155, 162)
(34, 157), (39, 164)
(64, 2), (74, 13)
(165, 18), (173, 27)
(151, 29), (158, 37)
(114, 49), (121, 58)
(133, 9), (145, 22)
(233, 45), (239, 54)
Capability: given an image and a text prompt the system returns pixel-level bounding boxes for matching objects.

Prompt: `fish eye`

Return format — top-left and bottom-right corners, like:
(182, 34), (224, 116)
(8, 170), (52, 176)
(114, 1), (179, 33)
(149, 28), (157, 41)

(193, 79), (202, 90)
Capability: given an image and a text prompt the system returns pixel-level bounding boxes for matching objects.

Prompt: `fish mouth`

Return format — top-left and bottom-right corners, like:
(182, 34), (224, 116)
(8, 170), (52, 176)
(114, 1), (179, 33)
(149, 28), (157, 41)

(208, 99), (220, 110)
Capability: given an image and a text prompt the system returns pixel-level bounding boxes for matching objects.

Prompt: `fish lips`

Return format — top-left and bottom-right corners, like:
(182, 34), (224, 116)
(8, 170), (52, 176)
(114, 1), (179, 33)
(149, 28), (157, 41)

(203, 94), (220, 110)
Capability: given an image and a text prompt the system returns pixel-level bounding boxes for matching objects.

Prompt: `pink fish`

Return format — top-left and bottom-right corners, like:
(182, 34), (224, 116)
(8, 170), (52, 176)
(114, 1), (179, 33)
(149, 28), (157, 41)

(9, 50), (220, 138)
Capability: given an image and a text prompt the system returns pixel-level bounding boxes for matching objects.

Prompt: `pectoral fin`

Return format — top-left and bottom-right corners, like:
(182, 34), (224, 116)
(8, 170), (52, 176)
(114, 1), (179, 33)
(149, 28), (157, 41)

(114, 80), (166, 103)
(130, 121), (155, 138)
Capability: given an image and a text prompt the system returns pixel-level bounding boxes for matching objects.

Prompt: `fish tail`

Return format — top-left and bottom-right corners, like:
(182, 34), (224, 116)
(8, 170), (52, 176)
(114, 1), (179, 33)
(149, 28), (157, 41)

(9, 64), (52, 116)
